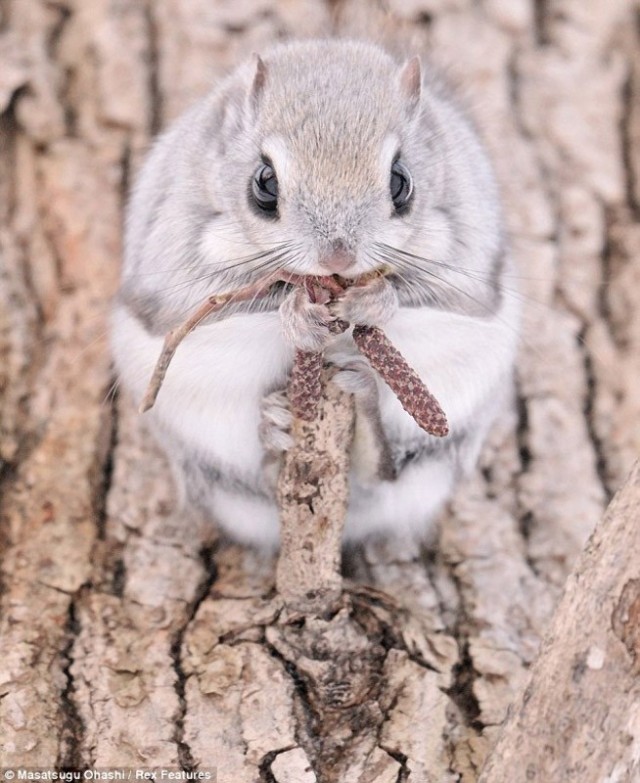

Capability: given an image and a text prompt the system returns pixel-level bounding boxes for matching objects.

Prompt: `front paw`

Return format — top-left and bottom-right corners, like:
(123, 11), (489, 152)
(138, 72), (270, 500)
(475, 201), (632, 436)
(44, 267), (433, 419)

(259, 389), (294, 455)
(328, 351), (396, 483)
(328, 350), (379, 412)
(259, 388), (293, 492)
(331, 357), (377, 400)
(279, 286), (337, 351)
(332, 276), (398, 327)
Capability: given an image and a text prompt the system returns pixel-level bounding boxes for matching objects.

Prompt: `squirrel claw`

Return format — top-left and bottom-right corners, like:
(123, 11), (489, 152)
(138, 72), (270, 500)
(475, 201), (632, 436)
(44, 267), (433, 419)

(279, 286), (337, 351)
(331, 276), (398, 327)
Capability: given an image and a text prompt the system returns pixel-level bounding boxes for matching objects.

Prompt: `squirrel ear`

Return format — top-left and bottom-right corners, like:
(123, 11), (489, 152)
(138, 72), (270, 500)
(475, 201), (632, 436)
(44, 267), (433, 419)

(250, 54), (267, 110)
(399, 56), (422, 110)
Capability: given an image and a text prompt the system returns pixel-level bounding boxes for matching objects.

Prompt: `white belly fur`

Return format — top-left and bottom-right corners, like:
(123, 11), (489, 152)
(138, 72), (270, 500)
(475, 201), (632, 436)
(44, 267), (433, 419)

(111, 292), (518, 546)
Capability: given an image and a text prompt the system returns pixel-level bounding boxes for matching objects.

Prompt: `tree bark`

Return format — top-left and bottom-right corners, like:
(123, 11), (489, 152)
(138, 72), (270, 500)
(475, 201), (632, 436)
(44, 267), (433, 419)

(276, 367), (355, 615)
(478, 460), (640, 782)
(1, 0), (639, 780)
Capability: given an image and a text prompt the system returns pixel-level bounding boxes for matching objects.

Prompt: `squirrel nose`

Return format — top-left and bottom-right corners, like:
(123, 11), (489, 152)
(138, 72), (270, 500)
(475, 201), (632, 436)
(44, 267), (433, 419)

(319, 242), (356, 273)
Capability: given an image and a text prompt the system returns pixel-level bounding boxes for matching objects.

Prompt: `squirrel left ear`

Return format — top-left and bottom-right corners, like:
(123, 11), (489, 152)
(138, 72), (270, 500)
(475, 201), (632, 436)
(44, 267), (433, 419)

(250, 54), (268, 110)
(399, 56), (422, 111)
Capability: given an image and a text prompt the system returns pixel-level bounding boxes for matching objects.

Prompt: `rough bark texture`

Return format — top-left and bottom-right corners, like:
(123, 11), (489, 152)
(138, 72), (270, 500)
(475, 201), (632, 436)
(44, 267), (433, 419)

(478, 460), (640, 782)
(1, 0), (639, 780)
(276, 368), (355, 614)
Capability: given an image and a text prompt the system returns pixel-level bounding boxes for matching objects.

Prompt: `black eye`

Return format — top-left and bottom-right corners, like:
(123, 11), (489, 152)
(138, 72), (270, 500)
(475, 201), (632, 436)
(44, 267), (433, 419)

(390, 160), (413, 214)
(251, 162), (279, 215)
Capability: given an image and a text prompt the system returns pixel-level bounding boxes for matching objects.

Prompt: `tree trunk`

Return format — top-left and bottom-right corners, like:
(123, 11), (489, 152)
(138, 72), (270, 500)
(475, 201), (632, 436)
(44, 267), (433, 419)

(478, 460), (640, 783)
(1, 0), (639, 780)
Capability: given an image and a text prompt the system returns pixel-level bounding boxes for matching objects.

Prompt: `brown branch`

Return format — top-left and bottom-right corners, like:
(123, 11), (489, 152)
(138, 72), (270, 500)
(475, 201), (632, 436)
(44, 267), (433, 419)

(274, 277), (447, 614)
(138, 269), (451, 617)
(275, 366), (355, 614)
(138, 295), (226, 413)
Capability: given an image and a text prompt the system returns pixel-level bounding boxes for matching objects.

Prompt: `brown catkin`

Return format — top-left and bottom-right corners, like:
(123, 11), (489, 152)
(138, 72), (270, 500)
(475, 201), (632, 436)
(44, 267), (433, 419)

(352, 324), (449, 437)
(287, 319), (351, 422)
(288, 350), (325, 421)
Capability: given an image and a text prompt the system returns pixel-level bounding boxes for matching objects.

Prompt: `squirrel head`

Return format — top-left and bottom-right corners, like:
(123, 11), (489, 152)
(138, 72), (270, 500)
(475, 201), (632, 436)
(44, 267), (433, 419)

(128, 36), (504, 326)
(204, 40), (438, 278)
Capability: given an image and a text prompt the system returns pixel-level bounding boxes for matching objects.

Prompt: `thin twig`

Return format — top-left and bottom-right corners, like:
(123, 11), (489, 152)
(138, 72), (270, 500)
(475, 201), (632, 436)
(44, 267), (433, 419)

(139, 268), (449, 438)
(139, 271), (305, 412)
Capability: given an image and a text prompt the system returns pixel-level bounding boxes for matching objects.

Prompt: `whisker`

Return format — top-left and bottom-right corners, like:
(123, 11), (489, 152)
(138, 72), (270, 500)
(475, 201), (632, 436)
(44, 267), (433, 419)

(371, 245), (583, 365)
(375, 246), (487, 308)
(377, 241), (549, 309)
(371, 245), (526, 348)
(151, 247), (303, 328)
(70, 252), (295, 373)
(123, 240), (294, 278)
(151, 244), (302, 298)
(101, 375), (121, 408)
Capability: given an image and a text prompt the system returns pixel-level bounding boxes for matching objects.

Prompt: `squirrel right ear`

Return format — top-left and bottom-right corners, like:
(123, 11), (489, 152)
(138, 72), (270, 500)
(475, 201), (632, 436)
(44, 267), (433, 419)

(398, 56), (422, 113)
(249, 54), (267, 111)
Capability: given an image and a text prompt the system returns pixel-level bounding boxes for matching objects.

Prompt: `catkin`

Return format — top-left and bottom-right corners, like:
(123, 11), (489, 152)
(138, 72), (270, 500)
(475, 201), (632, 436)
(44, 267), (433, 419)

(141, 270), (449, 439)
(288, 350), (325, 421)
(352, 324), (449, 437)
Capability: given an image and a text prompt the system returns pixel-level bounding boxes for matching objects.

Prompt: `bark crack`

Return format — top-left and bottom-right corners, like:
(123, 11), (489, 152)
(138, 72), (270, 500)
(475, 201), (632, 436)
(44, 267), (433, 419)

(620, 24), (640, 222)
(170, 543), (218, 770)
(264, 635), (318, 759)
(514, 393), (541, 577)
(440, 553), (484, 736)
(581, 324), (612, 502)
(258, 747), (296, 783)
(93, 393), (118, 542)
(58, 594), (88, 769)
(46, 4), (76, 138)
(143, 1), (162, 135)
(376, 745), (409, 783)
(443, 639), (482, 732)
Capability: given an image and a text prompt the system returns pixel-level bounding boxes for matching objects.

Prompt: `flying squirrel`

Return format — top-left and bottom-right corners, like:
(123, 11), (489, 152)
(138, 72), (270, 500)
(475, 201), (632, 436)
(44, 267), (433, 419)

(111, 39), (520, 547)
